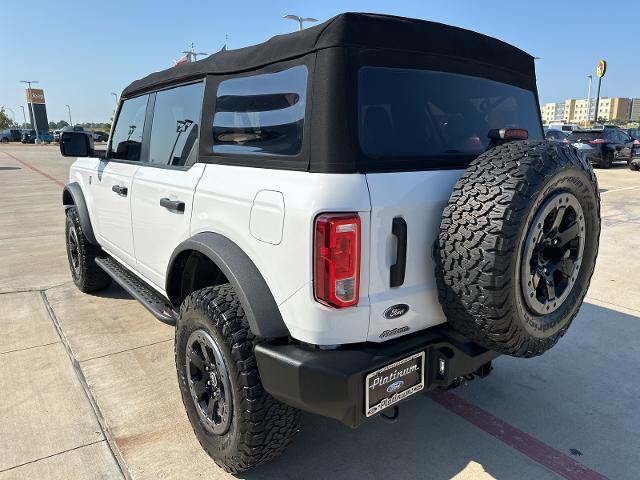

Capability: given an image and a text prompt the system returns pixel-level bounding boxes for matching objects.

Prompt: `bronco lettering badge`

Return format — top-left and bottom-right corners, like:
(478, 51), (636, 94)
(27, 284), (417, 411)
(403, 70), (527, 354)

(379, 326), (410, 339)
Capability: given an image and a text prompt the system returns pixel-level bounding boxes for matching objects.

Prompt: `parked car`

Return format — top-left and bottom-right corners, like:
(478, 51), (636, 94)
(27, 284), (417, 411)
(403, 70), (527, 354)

(548, 123), (579, 133)
(92, 131), (108, 142)
(544, 129), (567, 143)
(21, 130), (54, 143)
(21, 130), (36, 143)
(58, 13), (601, 473)
(567, 128), (635, 168)
(630, 138), (640, 171)
(1, 128), (22, 142)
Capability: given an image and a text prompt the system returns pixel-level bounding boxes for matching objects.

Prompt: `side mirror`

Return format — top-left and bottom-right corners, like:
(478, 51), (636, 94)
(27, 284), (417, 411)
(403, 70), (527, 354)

(60, 131), (94, 157)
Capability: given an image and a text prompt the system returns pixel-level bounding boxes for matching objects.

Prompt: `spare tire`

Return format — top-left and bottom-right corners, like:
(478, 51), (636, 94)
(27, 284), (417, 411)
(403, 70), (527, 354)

(435, 141), (600, 357)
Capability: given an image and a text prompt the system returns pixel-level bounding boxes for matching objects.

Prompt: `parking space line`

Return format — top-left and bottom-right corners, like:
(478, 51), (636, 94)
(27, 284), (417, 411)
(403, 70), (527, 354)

(430, 391), (608, 480)
(599, 186), (640, 195)
(1, 151), (65, 187)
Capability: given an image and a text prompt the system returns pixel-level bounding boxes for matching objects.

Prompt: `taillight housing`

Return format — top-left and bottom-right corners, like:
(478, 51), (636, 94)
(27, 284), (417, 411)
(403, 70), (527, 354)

(562, 137), (570, 144)
(314, 213), (361, 308)
(589, 138), (606, 144)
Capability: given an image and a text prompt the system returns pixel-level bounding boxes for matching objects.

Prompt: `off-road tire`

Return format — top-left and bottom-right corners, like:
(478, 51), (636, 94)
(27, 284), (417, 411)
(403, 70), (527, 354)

(600, 151), (613, 168)
(65, 207), (111, 292)
(435, 141), (600, 357)
(630, 161), (639, 171)
(175, 284), (300, 473)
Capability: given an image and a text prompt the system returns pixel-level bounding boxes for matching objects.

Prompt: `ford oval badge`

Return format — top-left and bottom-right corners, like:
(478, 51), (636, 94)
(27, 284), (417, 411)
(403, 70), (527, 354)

(387, 380), (404, 393)
(384, 304), (410, 319)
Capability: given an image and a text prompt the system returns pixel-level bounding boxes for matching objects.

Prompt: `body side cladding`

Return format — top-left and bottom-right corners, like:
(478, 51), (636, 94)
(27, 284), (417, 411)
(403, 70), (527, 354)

(167, 232), (290, 338)
(62, 182), (98, 245)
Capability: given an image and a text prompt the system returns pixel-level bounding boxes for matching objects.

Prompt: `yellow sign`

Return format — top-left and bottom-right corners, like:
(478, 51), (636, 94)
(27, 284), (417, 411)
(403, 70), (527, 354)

(596, 60), (606, 78)
(24, 88), (46, 104)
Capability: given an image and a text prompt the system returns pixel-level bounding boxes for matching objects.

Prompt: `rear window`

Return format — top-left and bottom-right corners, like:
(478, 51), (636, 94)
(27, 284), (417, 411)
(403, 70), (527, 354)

(358, 67), (542, 163)
(212, 65), (307, 156)
(567, 131), (603, 142)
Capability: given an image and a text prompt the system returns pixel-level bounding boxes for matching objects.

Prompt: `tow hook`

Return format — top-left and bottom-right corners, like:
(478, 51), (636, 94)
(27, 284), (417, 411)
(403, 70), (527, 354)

(380, 405), (400, 423)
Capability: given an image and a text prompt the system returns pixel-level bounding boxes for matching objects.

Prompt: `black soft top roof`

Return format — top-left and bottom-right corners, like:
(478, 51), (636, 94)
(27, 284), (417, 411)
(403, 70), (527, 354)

(122, 12), (535, 98)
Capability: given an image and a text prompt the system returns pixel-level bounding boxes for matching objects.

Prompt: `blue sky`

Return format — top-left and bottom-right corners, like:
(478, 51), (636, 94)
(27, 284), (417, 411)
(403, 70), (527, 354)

(2, 0), (638, 124)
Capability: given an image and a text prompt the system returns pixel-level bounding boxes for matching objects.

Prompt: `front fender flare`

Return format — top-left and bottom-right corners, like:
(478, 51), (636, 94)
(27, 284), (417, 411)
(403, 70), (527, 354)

(167, 232), (290, 338)
(62, 182), (98, 245)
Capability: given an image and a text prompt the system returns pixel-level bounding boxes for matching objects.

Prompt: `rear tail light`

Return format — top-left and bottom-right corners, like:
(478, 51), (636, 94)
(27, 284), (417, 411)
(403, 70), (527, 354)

(589, 138), (606, 144)
(488, 128), (529, 140)
(314, 213), (361, 308)
(562, 138), (570, 144)
(633, 139), (640, 145)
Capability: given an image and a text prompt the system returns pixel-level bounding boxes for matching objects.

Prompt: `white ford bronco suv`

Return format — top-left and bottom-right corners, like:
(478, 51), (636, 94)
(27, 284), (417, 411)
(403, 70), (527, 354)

(60, 13), (600, 472)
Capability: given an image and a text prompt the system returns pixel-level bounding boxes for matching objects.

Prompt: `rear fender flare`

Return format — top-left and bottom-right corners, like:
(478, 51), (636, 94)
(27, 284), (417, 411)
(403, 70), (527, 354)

(167, 232), (290, 339)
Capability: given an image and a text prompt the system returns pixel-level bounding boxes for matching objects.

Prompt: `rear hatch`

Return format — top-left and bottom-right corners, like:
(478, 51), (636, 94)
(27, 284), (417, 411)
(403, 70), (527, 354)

(358, 66), (543, 342)
(567, 130), (603, 151)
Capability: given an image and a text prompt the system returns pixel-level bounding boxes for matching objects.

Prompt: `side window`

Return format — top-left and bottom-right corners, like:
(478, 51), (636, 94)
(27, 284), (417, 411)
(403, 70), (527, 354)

(212, 65), (308, 156)
(110, 95), (149, 161)
(148, 82), (204, 167)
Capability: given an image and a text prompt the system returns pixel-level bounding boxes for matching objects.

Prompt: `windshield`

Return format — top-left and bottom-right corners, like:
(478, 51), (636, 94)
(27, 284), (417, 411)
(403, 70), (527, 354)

(358, 67), (542, 162)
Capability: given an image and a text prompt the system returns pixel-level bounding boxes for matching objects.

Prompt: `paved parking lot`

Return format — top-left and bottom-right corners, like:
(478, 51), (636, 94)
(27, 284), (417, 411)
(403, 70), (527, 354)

(1, 144), (639, 480)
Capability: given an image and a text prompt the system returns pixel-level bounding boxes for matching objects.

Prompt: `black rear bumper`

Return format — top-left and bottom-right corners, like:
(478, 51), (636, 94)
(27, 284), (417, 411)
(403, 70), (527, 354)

(255, 327), (499, 428)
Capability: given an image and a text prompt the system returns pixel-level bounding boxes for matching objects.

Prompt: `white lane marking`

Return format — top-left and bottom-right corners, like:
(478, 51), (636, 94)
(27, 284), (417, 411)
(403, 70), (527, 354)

(600, 186), (640, 195)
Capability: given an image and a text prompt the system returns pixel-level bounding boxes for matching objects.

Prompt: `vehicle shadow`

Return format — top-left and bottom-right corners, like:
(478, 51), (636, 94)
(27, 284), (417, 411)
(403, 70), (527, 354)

(88, 282), (132, 300)
(241, 301), (638, 480)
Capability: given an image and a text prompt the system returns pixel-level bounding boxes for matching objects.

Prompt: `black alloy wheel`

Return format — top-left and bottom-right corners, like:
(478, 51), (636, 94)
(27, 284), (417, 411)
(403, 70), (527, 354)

(185, 329), (233, 435)
(521, 191), (585, 316)
(67, 225), (81, 278)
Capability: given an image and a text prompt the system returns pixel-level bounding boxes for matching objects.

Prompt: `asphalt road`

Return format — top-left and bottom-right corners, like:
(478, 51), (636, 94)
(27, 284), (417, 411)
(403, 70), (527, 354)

(1, 144), (639, 480)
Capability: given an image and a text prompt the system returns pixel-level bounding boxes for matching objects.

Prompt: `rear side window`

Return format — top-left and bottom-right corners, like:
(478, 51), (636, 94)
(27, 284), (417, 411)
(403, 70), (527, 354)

(110, 95), (149, 161)
(567, 131), (602, 142)
(212, 65), (307, 156)
(148, 82), (203, 167)
(358, 67), (542, 163)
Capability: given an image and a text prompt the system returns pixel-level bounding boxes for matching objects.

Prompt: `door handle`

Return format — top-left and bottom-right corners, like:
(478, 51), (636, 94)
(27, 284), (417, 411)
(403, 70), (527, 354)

(160, 197), (185, 212)
(390, 217), (407, 288)
(112, 185), (128, 196)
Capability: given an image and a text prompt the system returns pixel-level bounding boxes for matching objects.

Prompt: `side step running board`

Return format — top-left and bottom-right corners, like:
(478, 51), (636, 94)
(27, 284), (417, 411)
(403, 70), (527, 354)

(95, 257), (177, 326)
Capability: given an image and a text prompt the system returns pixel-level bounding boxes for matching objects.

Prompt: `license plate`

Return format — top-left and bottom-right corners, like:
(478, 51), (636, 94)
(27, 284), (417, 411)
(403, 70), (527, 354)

(365, 352), (425, 417)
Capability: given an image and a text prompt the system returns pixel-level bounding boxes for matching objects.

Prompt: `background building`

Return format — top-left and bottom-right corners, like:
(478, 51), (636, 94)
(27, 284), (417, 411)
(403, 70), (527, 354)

(631, 98), (640, 122)
(541, 97), (633, 124)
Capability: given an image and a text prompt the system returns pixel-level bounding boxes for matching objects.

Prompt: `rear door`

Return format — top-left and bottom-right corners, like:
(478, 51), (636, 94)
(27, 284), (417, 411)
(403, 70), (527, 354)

(92, 94), (149, 267)
(617, 131), (634, 160)
(130, 81), (205, 290)
(358, 66), (543, 342)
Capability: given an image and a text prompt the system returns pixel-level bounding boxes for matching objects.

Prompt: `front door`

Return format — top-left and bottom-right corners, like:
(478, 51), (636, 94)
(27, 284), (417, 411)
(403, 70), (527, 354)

(130, 81), (205, 290)
(93, 93), (150, 267)
(92, 161), (139, 266)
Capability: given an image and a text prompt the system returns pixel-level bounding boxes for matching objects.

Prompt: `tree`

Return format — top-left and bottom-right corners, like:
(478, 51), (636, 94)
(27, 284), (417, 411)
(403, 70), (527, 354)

(49, 121), (57, 130)
(0, 108), (11, 130)
(55, 120), (69, 129)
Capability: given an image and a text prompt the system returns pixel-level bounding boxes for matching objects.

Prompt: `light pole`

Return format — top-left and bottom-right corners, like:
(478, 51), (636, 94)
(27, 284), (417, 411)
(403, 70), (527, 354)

(182, 43), (208, 62)
(19, 106), (27, 128)
(283, 14), (318, 31)
(65, 104), (73, 126)
(20, 80), (40, 142)
(586, 75), (593, 127)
